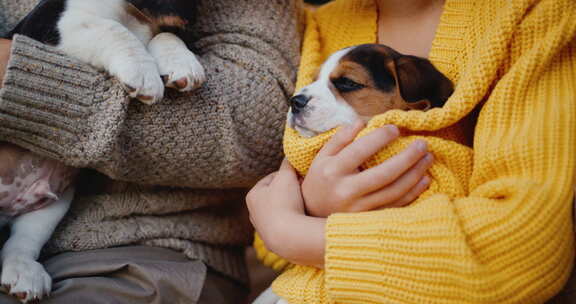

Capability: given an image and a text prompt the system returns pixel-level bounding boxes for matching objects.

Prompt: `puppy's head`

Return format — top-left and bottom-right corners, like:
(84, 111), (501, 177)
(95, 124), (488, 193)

(288, 44), (453, 137)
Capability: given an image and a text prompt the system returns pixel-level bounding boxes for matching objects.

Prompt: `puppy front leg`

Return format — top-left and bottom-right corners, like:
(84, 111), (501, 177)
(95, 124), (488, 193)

(148, 32), (206, 92)
(252, 287), (289, 304)
(58, 13), (164, 104)
(1, 188), (74, 303)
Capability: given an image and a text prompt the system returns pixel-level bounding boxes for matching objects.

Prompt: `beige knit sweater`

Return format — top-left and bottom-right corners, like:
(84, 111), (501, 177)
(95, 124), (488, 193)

(0, 0), (302, 283)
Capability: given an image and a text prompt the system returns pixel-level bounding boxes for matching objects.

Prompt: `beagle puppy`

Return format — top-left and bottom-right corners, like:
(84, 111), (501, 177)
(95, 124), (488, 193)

(254, 44), (454, 304)
(6, 0), (205, 104)
(288, 44), (453, 137)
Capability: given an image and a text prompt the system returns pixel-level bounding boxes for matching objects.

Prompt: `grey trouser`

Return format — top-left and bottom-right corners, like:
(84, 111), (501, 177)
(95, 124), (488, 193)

(0, 246), (247, 304)
(1, 245), (573, 303)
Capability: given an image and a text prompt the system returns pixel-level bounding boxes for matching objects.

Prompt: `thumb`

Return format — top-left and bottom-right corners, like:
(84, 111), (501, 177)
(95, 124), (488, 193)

(275, 159), (300, 186)
(253, 172), (278, 188)
(318, 119), (365, 157)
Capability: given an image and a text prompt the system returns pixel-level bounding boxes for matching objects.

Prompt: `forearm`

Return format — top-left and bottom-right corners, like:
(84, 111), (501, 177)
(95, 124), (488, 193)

(0, 35), (117, 165)
(0, 0), (302, 187)
(324, 181), (574, 302)
(337, 28), (576, 304)
(265, 214), (326, 269)
(273, 4), (576, 301)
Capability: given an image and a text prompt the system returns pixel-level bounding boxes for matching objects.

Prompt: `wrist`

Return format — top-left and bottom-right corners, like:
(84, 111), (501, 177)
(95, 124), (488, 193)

(270, 213), (326, 268)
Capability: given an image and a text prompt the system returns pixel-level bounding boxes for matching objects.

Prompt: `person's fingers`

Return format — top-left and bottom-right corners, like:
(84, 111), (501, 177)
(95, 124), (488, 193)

(349, 153), (433, 211)
(253, 172), (278, 188)
(317, 120), (365, 157)
(246, 172), (277, 214)
(349, 141), (429, 195)
(387, 175), (431, 208)
(335, 125), (400, 172)
(278, 158), (297, 177)
(275, 159), (301, 187)
(279, 158), (294, 171)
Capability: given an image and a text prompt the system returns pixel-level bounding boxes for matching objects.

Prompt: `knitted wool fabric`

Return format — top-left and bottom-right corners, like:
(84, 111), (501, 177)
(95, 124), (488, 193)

(0, 0), (302, 284)
(255, 0), (576, 303)
(0, 0), (39, 36)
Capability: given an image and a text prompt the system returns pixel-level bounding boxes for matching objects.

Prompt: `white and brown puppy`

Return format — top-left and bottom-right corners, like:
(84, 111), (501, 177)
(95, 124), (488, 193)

(288, 44), (453, 138)
(7, 0), (205, 104)
(0, 1), (204, 302)
(254, 44), (453, 304)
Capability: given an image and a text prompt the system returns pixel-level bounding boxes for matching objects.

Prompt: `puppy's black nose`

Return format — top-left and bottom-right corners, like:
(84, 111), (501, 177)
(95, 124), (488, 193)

(290, 94), (311, 114)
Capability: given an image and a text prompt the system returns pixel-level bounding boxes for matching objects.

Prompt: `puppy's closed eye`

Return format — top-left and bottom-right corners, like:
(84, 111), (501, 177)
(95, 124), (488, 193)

(332, 77), (365, 93)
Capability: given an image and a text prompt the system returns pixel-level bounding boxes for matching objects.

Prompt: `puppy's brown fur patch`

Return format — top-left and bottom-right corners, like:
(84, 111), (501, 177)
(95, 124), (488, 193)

(330, 61), (396, 117)
(155, 15), (188, 29)
(329, 58), (416, 117)
(125, 3), (159, 34)
(328, 45), (436, 117)
(125, 4), (188, 36)
(125, 3), (153, 25)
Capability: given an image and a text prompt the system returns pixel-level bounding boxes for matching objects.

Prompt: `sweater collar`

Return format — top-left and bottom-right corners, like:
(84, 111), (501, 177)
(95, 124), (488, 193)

(333, 0), (471, 82)
(427, 0), (473, 83)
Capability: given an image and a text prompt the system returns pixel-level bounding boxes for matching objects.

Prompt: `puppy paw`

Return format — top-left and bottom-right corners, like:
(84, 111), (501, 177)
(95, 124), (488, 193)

(149, 32), (206, 92)
(1, 257), (51, 303)
(110, 57), (165, 105)
(158, 50), (206, 92)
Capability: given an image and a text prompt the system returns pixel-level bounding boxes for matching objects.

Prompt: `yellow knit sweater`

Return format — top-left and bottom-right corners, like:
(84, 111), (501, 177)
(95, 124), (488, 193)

(255, 0), (576, 303)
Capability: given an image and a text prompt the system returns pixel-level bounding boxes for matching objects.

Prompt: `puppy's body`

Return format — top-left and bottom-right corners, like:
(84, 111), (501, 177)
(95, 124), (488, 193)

(1, 1), (204, 302)
(254, 44), (454, 304)
(7, 0), (205, 103)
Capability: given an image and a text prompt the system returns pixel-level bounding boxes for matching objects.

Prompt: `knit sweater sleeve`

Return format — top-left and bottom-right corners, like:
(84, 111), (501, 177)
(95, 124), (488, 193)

(273, 1), (576, 303)
(0, 0), (302, 188)
(356, 13), (575, 304)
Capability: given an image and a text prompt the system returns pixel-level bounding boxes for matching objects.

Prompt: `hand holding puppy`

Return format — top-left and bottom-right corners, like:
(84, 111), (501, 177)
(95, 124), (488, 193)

(302, 121), (433, 217)
(247, 123), (433, 267)
(247, 159), (326, 268)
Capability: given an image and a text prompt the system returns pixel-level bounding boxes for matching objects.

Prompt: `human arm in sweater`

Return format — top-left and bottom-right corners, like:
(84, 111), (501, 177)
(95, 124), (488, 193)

(0, 0), (302, 188)
(254, 1), (576, 303)
(274, 3), (576, 304)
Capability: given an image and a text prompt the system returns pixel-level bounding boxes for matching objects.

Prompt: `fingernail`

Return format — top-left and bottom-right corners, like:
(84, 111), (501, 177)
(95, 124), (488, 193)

(385, 125), (399, 136)
(421, 175), (431, 185)
(424, 153), (434, 162)
(414, 140), (427, 152)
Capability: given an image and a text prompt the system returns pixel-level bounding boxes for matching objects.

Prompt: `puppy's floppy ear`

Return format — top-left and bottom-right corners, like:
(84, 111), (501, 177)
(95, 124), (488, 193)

(393, 55), (454, 108)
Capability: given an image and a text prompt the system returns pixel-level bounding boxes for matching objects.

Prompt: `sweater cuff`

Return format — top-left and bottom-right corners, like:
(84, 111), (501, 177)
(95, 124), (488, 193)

(324, 211), (402, 302)
(254, 233), (293, 272)
(0, 35), (118, 162)
(324, 203), (451, 303)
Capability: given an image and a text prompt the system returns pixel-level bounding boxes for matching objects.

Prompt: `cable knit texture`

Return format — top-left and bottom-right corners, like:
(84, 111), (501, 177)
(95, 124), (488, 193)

(254, 0), (576, 302)
(0, 0), (302, 283)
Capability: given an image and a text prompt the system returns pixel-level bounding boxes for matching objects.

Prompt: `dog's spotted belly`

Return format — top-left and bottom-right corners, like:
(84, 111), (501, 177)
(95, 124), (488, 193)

(0, 143), (77, 218)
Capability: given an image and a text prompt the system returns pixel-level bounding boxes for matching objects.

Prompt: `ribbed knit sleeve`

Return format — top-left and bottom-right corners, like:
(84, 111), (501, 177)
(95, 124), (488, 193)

(271, 0), (576, 303)
(0, 0), (302, 188)
(325, 20), (576, 304)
